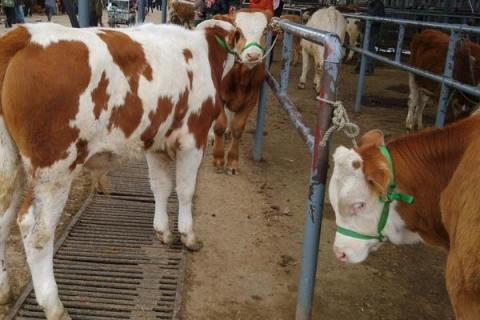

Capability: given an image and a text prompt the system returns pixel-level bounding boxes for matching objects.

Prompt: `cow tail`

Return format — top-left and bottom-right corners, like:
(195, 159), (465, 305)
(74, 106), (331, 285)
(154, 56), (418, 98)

(0, 26), (29, 212)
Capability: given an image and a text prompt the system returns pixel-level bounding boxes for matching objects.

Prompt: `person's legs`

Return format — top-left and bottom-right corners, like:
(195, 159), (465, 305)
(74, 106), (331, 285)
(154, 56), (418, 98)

(15, 4), (25, 23)
(6, 7), (15, 27)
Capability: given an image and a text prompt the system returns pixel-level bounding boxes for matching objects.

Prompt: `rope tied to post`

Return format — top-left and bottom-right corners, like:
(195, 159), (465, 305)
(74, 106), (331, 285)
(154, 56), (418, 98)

(318, 98), (360, 148)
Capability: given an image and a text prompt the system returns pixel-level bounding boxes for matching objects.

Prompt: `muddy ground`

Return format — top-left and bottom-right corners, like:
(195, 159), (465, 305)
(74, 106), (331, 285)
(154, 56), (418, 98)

(0, 13), (452, 320)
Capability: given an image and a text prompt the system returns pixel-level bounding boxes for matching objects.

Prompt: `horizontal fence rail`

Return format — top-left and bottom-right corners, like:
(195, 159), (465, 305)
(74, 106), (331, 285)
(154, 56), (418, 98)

(343, 13), (480, 127)
(254, 17), (343, 320)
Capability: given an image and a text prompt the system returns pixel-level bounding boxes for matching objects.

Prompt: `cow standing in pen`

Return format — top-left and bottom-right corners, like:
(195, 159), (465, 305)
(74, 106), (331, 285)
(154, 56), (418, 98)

(329, 116), (480, 319)
(406, 29), (480, 130)
(0, 20), (242, 320)
(298, 6), (346, 100)
(210, 9), (272, 175)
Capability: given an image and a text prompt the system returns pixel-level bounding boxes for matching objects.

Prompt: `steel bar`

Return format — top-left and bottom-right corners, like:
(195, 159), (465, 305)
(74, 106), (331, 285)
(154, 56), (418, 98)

(272, 17), (341, 47)
(162, 0), (168, 23)
(280, 32), (293, 95)
(435, 30), (458, 127)
(354, 20), (371, 112)
(265, 70), (315, 153)
(343, 13), (480, 33)
(253, 31), (273, 161)
(395, 24), (405, 62)
(295, 32), (343, 320)
(347, 46), (480, 98)
(138, 0), (145, 24)
(78, 0), (89, 27)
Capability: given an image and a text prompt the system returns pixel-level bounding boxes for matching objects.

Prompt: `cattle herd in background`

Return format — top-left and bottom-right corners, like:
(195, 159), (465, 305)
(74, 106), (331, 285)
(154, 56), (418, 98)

(0, 4), (480, 320)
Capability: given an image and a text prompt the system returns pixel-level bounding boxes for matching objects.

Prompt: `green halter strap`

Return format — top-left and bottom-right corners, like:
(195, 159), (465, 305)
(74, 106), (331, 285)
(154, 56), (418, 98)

(241, 41), (265, 53)
(336, 146), (415, 242)
(214, 35), (238, 56)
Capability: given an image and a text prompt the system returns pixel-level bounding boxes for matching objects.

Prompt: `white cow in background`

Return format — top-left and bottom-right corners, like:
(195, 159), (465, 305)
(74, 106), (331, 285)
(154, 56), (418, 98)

(298, 6), (347, 100)
(345, 17), (361, 62)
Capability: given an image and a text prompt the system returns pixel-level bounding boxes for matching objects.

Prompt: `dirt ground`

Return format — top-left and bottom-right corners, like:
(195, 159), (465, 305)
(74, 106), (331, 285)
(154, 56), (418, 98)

(0, 13), (452, 320)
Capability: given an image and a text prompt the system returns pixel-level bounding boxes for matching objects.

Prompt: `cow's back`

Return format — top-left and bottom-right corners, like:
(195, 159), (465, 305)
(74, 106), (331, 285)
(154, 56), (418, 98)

(2, 23), (217, 171)
(306, 7), (346, 42)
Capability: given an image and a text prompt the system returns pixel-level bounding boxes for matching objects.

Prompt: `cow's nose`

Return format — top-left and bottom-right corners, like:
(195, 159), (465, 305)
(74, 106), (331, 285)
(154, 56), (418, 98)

(334, 247), (348, 262)
(246, 52), (261, 62)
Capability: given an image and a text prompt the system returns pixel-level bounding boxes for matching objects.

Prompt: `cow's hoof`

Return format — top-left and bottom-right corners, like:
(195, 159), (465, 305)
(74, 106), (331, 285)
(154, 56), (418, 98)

(156, 231), (173, 245)
(226, 167), (239, 176)
(59, 310), (72, 320)
(181, 234), (203, 251)
(0, 287), (10, 305)
(297, 83), (305, 89)
(315, 95), (320, 101)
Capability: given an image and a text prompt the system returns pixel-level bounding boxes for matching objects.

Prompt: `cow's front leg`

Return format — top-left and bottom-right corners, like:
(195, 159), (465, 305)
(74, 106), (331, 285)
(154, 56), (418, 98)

(18, 178), (73, 320)
(147, 152), (174, 245)
(226, 102), (257, 175)
(0, 180), (23, 304)
(176, 148), (203, 251)
(212, 108), (227, 173)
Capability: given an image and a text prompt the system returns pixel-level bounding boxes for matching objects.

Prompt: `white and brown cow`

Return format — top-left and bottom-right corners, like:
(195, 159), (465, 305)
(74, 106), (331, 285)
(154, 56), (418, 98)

(0, 21), (239, 319)
(209, 9), (272, 175)
(329, 117), (480, 319)
(298, 6), (346, 100)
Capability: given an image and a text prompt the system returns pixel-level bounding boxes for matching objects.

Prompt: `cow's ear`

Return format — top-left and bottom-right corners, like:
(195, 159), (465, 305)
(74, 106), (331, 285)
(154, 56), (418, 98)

(364, 159), (390, 195)
(358, 129), (384, 147)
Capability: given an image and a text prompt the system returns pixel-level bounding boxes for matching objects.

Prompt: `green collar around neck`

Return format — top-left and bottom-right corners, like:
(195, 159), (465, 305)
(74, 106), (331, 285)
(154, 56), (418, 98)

(241, 41), (265, 53)
(336, 146), (414, 242)
(214, 35), (238, 56)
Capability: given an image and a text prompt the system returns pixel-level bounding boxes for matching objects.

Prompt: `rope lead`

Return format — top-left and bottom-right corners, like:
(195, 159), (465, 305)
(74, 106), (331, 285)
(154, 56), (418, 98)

(318, 98), (360, 148)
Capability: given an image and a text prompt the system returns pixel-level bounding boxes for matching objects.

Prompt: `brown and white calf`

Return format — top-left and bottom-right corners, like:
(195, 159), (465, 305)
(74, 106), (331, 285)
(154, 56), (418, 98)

(298, 6), (346, 100)
(329, 116), (480, 319)
(168, 0), (196, 29)
(407, 29), (480, 130)
(0, 21), (239, 319)
(209, 9), (272, 175)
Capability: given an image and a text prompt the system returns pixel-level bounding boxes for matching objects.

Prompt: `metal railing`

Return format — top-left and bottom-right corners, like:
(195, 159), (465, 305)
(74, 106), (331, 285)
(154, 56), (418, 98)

(344, 13), (480, 127)
(254, 17), (343, 320)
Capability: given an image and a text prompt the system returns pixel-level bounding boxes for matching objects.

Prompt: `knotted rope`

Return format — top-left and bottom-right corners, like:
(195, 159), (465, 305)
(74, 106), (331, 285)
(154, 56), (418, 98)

(318, 98), (360, 148)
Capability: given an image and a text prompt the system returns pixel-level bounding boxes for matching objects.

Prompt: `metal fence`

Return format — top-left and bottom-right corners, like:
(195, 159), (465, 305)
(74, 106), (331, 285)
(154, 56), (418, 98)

(343, 13), (480, 127)
(254, 17), (343, 320)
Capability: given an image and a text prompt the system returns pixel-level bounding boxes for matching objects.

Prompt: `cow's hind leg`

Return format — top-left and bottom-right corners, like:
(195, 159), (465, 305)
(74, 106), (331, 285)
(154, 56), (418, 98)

(18, 177), (73, 320)
(176, 148), (203, 251)
(212, 108), (228, 173)
(147, 152), (174, 245)
(406, 73), (418, 131)
(298, 46), (310, 89)
(0, 173), (23, 304)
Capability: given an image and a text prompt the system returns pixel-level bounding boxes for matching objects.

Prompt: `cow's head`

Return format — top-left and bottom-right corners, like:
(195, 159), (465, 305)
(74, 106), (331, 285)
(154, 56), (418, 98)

(328, 130), (420, 264)
(214, 9), (272, 67)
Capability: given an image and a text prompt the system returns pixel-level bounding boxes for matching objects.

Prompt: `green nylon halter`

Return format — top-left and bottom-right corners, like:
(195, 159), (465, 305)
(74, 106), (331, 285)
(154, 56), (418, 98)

(214, 35), (238, 56)
(336, 146), (415, 242)
(241, 41), (265, 53)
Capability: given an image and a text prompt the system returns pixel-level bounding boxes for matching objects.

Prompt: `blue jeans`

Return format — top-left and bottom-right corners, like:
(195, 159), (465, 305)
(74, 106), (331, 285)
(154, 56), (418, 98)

(15, 5), (25, 23)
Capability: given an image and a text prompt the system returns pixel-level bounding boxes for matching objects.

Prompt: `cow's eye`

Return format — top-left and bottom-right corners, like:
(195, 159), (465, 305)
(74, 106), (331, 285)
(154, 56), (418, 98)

(351, 202), (366, 215)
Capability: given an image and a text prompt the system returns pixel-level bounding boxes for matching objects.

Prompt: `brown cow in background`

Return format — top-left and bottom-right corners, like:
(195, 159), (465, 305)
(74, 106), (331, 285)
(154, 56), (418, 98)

(406, 29), (480, 130)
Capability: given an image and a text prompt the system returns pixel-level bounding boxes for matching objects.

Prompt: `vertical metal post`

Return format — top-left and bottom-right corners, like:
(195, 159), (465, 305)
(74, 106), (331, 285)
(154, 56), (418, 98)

(395, 24), (405, 62)
(280, 32), (293, 95)
(78, 0), (89, 27)
(354, 20), (371, 112)
(253, 32), (273, 161)
(295, 34), (342, 320)
(435, 30), (458, 127)
(138, 0), (145, 23)
(161, 0), (167, 23)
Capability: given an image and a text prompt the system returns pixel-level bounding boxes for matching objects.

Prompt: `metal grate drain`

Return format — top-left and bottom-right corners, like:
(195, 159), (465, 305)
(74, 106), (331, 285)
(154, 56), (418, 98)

(7, 162), (185, 320)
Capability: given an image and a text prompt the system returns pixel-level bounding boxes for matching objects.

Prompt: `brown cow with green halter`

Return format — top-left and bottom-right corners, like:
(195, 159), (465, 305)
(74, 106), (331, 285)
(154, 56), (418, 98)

(207, 9), (273, 175)
(329, 114), (480, 319)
